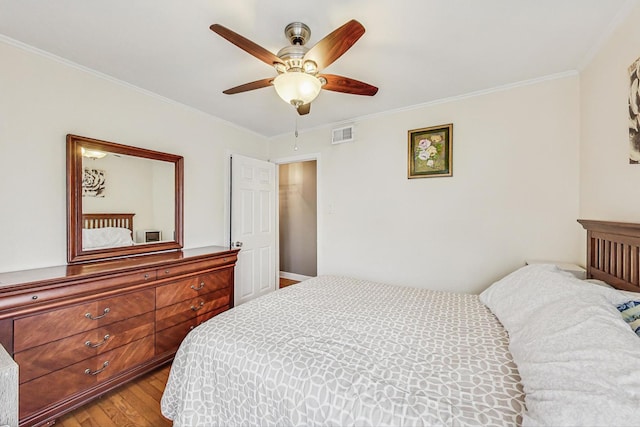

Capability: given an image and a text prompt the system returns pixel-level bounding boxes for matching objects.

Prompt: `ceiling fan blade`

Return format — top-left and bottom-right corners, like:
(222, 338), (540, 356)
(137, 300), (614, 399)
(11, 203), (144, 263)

(319, 74), (378, 96)
(222, 78), (274, 94)
(210, 24), (284, 68)
(297, 103), (311, 115)
(304, 20), (365, 71)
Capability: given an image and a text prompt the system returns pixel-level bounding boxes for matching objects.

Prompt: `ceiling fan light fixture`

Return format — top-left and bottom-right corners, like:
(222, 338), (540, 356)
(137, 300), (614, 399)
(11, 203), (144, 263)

(81, 147), (107, 159)
(273, 71), (321, 106)
(303, 60), (317, 74)
(274, 62), (287, 74)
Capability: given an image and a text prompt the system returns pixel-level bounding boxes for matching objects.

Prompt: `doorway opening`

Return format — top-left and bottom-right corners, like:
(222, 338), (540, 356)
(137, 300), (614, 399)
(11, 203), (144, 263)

(278, 159), (317, 288)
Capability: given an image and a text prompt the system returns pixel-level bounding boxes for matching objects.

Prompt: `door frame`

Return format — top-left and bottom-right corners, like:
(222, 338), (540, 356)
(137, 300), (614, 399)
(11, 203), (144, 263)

(271, 153), (322, 281)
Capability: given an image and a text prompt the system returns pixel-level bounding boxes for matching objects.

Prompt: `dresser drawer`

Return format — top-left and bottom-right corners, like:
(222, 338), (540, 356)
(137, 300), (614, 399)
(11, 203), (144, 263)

(0, 268), (157, 314)
(15, 311), (154, 384)
(156, 306), (228, 355)
(156, 268), (232, 308)
(156, 256), (236, 280)
(14, 288), (155, 352)
(19, 335), (155, 419)
(156, 288), (230, 332)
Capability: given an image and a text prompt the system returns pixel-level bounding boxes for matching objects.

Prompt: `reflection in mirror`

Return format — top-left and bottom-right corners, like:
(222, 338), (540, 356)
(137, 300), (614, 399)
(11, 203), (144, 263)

(67, 134), (183, 263)
(81, 152), (175, 248)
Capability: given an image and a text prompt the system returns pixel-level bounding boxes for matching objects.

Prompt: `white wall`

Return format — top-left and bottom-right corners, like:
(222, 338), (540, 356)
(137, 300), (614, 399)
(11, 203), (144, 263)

(580, 2), (640, 221)
(0, 39), (268, 273)
(269, 76), (582, 293)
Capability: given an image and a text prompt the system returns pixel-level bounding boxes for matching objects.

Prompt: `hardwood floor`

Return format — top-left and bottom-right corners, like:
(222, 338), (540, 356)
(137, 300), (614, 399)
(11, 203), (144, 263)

(56, 364), (172, 427)
(279, 277), (300, 288)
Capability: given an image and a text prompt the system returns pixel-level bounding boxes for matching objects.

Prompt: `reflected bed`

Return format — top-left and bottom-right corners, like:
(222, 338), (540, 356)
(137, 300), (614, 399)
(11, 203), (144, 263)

(82, 212), (134, 234)
(81, 213), (135, 250)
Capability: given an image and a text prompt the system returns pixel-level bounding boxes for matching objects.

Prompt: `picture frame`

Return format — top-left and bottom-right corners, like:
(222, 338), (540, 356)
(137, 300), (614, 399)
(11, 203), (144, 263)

(407, 123), (453, 178)
(82, 167), (106, 197)
(629, 56), (640, 164)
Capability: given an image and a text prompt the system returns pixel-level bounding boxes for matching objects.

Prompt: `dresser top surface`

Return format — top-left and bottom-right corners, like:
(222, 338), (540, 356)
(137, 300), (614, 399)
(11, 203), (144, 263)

(0, 246), (238, 290)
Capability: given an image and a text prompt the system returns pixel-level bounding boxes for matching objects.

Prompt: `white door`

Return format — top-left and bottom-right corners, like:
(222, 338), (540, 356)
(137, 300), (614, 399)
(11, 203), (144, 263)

(231, 154), (277, 306)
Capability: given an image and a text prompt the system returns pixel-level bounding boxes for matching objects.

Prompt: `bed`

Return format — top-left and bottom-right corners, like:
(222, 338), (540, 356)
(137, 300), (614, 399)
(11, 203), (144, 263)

(81, 213), (135, 250)
(82, 212), (134, 232)
(161, 220), (640, 426)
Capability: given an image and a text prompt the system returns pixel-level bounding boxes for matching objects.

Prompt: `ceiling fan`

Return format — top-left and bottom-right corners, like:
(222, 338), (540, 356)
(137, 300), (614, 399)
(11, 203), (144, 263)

(210, 20), (378, 116)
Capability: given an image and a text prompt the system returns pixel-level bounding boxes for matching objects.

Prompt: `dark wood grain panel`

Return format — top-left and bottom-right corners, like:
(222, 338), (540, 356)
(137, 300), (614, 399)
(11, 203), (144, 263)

(155, 306), (228, 355)
(156, 268), (232, 308)
(155, 288), (230, 332)
(19, 335), (155, 419)
(0, 268), (157, 316)
(0, 247), (236, 290)
(14, 288), (154, 352)
(156, 256), (236, 280)
(155, 318), (197, 355)
(16, 312), (154, 383)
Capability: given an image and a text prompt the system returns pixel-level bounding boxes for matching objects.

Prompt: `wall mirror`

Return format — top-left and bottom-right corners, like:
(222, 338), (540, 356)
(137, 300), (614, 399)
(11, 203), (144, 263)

(67, 134), (184, 263)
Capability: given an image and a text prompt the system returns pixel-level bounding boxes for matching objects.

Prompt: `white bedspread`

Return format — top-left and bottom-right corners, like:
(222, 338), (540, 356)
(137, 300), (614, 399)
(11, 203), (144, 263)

(161, 276), (525, 426)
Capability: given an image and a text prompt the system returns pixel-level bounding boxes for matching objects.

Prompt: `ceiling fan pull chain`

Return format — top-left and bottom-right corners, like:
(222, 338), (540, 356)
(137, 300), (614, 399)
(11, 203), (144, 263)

(294, 117), (299, 151)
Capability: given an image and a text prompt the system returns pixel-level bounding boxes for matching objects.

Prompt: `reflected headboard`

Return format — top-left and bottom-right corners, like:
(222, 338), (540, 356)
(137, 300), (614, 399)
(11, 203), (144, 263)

(82, 213), (135, 234)
(578, 219), (640, 293)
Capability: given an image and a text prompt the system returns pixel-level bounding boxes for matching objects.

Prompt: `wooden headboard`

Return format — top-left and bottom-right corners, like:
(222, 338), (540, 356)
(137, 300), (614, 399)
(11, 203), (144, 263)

(578, 219), (640, 293)
(82, 213), (135, 234)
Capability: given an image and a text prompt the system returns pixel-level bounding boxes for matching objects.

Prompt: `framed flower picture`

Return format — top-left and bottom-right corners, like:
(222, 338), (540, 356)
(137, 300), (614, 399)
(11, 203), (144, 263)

(407, 124), (453, 178)
(629, 56), (640, 164)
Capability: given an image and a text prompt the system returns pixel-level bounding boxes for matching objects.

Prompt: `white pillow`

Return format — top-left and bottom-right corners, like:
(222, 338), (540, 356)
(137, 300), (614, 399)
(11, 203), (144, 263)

(583, 278), (614, 289)
(480, 264), (640, 427)
(621, 289), (640, 299)
(583, 278), (640, 300)
(82, 227), (134, 250)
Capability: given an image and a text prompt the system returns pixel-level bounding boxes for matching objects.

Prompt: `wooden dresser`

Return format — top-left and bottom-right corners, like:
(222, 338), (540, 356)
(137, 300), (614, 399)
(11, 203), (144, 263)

(0, 246), (238, 427)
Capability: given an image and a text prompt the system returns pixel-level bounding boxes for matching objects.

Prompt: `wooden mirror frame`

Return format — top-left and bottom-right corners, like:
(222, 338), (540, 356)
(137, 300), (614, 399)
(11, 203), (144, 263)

(67, 134), (184, 263)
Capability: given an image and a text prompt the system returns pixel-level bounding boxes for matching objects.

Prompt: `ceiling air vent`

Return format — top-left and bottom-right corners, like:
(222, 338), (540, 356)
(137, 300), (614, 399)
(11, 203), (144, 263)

(331, 125), (355, 144)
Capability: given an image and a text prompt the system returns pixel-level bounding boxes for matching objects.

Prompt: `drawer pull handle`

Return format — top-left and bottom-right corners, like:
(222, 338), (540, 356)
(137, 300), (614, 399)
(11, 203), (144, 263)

(144, 274), (150, 280)
(85, 307), (110, 320)
(165, 269), (170, 274)
(84, 361), (109, 376)
(191, 282), (205, 290)
(191, 301), (205, 311)
(85, 334), (110, 348)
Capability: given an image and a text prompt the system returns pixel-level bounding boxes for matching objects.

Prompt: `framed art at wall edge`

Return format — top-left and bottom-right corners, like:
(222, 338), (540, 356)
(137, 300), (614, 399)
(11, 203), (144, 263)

(408, 123), (453, 178)
(629, 56), (640, 164)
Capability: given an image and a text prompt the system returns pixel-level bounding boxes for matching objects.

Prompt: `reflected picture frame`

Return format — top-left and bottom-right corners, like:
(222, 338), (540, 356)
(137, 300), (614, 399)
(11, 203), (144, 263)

(407, 124), (453, 178)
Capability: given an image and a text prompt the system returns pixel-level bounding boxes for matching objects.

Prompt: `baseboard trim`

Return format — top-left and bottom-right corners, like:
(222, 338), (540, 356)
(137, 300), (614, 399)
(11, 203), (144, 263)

(279, 271), (313, 282)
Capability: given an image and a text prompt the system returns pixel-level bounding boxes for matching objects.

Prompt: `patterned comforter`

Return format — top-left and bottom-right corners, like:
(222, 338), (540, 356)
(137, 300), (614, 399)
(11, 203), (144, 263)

(161, 276), (525, 426)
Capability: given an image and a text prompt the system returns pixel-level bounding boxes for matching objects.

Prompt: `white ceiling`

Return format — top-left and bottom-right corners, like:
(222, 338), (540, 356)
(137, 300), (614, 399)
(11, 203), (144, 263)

(0, 0), (635, 137)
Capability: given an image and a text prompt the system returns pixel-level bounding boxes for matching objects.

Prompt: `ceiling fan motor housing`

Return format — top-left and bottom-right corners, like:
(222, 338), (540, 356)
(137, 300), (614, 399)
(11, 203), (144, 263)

(276, 45), (308, 71)
(277, 23), (317, 74)
(284, 22), (311, 46)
